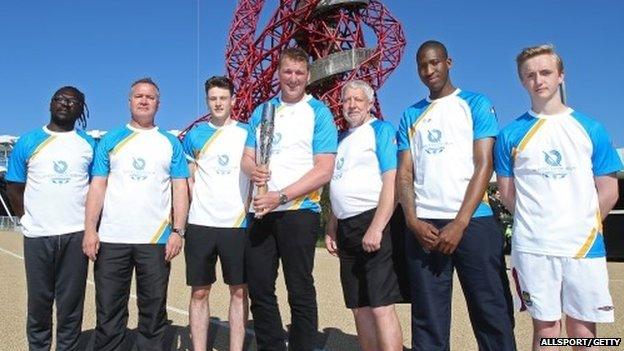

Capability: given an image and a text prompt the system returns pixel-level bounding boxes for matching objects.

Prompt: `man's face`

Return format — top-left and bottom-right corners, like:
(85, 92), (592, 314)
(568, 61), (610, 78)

(207, 87), (234, 121)
(50, 89), (81, 125)
(278, 57), (309, 103)
(129, 83), (159, 122)
(342, 87), (372, 128)
(519, 54), (563, 103)
(417, 47), (452, 93)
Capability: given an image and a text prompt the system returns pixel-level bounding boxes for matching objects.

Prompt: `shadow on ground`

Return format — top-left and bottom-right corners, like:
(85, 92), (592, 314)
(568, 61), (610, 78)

(75, 318), (404, 350)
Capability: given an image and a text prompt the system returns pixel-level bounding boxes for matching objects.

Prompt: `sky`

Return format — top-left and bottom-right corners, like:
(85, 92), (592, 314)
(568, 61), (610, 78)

(1, 0), (623, 145)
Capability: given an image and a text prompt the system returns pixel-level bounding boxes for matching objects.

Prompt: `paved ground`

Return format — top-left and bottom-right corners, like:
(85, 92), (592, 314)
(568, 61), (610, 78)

(1, 230), (622, 350)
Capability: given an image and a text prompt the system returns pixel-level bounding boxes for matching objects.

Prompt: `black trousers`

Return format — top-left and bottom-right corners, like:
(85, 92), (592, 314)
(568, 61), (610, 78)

(246, 210), (319, 351)
(94, 243), (170, 351)
(24, 231), (88, 351)
(405, 216), (516, 351)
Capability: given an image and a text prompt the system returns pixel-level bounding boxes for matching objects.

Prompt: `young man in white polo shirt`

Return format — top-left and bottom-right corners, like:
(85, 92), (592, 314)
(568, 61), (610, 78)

(83, 78), (189, 351)
(495, 44), (622, 349)
(7, 86), (95, 351)
(182, 76), (250, 351)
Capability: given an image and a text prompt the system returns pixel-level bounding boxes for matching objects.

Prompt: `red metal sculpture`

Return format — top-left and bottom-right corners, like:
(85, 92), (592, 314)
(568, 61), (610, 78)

(182, 0), (405, 133)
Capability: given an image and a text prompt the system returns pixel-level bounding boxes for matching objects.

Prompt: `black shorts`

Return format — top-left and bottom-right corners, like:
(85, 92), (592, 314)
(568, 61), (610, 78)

(337, 208), (403, 309)
(184, 224), (246, 286)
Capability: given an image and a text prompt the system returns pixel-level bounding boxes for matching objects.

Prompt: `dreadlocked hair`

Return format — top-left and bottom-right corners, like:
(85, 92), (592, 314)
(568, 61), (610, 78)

(53, 86), (90, 129)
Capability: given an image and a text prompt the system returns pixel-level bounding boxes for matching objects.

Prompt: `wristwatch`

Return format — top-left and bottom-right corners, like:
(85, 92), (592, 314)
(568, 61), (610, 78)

(172, 227), (185, 238)
(278, 191), (289, 205)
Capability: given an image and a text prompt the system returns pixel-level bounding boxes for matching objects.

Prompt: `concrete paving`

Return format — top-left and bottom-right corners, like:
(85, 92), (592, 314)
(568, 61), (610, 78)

(1, 230), (622, 350)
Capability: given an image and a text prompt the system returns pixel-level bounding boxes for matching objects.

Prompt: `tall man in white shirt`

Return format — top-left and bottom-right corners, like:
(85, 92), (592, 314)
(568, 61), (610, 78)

(7, 86), (95, 351)
(83, 78), (189, 351)
(242, 47), (338, 351)
(495, 45), (622, 350)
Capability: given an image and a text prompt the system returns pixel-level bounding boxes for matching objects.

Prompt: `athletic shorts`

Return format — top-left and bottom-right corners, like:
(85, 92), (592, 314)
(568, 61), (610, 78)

(337, 208), (403, 309)
(184, 224), (246, 286)
(511, 251), (614, 323)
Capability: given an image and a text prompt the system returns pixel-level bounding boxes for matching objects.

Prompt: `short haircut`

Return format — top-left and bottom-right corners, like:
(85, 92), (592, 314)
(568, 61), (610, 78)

(279, 47), (310, 69)
(516, 44), (564, 77)
(341, 80), (375, 104)
(204, 75), (234, 96)
(416, 40), (448, 60)
(130, 77), (160, 94)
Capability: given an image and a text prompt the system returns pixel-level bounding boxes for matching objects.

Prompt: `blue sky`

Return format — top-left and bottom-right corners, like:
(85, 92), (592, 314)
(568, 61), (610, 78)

(1, 1), (623, 145)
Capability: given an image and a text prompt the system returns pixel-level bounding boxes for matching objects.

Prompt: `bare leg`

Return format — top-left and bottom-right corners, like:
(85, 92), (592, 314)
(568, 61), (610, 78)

(228, 284), (249, 351)
(565, 315), (596, 351)
(532, 319), (561, 351)
(352, 307), (379, 351)
(371, 304), (403, 351)
(189, 285), (211, 351)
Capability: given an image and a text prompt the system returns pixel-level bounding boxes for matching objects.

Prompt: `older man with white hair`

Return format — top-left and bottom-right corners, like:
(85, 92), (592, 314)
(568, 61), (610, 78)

(325, 80), (403, 351)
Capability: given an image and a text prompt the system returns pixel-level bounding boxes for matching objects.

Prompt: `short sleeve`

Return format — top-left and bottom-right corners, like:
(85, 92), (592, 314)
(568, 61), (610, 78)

(397, 109), (411, 151)
(590, 122), (623, 176)
(245, 107), (262, 149)
(494, 129), (514, 177)
(91, 137), (112, 177)
(167, 136), (190, 179)
(182, 130), (196, 162)
(6, 138), (28, 183)
(312, 105), (338, 154)
(372, 121), (397, 173)
(471, 95), (499, 140)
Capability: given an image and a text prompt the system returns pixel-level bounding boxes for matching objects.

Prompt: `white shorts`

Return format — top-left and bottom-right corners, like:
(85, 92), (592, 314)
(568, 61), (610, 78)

(511, 251), (614, 323)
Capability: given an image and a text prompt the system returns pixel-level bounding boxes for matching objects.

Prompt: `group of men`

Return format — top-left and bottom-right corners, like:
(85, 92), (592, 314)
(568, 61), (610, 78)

(6, 41), (619, 351)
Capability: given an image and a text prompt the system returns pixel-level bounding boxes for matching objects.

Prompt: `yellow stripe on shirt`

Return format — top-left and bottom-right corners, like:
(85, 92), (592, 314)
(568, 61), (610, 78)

(28, 136), (57, 161)
(198, 129), (223, 158)
(513, 119), (546, 159)
(408, 103), (436, 141)
(150, 219), (170, 244)
(110, 132), (138, 155)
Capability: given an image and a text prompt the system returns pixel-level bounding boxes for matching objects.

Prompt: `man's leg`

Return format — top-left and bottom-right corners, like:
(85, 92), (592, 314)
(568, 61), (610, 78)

(275, 210), (319, 351)
(352, 308), (379, 351)
(54, 232), (88, 351)
(24, 236), (55, 351)
(454, 217), (516, 351)
(228, 284), (249, 351)
(371, 305), (403, 351)
(404, 221), (454, 351)
(94, 243), (134, 351)
(565, 317), (596, 351)
(189, 285), (212, 351)
(532, 319), (561, 351)
(134, 244), (171, 351)
(245, 214), (284, 350)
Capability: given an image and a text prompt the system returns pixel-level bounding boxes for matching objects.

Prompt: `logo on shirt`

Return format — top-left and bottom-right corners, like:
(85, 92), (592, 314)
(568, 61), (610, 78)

(130, 157), (148, 181)
(216, 154), (233, 175)
(332, 157), (345, 180)
(539, 149), (573, 179)
(424, 129), (446, 154)
(521, 291), (533, 307)
(271, 132), (283, 155)
(51, 160), (70, 184)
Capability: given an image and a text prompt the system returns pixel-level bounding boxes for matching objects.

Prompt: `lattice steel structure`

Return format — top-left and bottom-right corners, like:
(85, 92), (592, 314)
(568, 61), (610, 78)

(183, 0), (405, 133)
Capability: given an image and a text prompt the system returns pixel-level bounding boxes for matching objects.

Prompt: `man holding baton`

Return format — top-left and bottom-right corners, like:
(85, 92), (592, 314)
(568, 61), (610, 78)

(242, 47), (338, 351)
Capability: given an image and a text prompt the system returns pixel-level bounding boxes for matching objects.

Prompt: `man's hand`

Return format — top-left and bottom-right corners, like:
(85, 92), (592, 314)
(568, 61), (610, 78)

(82, 230), (100, 261)
(253, 191), (280, 218)
(165, 233), (183, 262)
(251, 165), (271, 187)
(325, 232), (338, 257)
(435, 220), (467, 255)
(362, 229), (383, 253)
(407, 219), (439, 251)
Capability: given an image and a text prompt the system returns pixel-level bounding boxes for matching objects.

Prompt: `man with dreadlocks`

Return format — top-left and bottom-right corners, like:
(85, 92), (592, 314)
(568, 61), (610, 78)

(6, 86), (95, 351)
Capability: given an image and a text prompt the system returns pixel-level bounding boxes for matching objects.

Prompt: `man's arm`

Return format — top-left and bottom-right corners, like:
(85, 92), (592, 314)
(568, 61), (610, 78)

(187, 162), (196, 201)
(362, 170), (396, 252)
(83, 176), (108, 261)
(397, 150), (439, 250)
(436, 138), (494, 255)
(324, 211), (338, 257)
(165, 178), (189, 261)
(252, 153), (335, 217)
(497, 176), (516, 214)
(595, 174), (619, 220)
(6, 182), (25, 217)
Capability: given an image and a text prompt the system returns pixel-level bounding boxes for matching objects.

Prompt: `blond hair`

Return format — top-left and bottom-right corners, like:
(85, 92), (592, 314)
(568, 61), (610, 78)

(516, 44), (564, 77)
